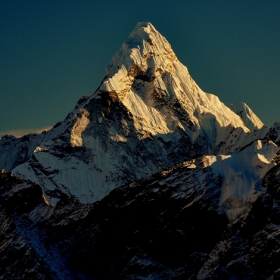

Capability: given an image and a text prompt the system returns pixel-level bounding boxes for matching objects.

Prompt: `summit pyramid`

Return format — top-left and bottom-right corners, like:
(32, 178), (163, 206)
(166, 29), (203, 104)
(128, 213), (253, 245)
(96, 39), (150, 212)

(0, 22), (269, 204)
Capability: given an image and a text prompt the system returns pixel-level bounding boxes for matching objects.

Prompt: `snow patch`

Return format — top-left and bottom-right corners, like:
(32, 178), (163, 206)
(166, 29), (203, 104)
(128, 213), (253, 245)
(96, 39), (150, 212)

(206, 140), (280, 218)
(71, 109), (90, 147)
(34, 146), (48, 153)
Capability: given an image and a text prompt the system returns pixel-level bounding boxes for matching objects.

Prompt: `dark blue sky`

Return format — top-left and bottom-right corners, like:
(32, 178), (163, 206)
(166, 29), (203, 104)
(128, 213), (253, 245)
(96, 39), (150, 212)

(1, 0), (280, 136)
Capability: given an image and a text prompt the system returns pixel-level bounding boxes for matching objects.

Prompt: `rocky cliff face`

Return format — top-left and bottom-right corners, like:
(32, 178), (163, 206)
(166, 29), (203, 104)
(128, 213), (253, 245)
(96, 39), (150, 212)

(1, 22), (280, 279)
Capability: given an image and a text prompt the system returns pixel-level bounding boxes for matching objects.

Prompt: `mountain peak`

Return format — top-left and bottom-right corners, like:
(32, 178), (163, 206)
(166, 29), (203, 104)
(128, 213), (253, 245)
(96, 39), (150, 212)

(127, 22), (163, 45)
(228, 102), (264, 130)
(107, 22), (177, 77)
(4, 22), (270, 205)
(99, 23), (250, 141)
(129, 21), (155, 38)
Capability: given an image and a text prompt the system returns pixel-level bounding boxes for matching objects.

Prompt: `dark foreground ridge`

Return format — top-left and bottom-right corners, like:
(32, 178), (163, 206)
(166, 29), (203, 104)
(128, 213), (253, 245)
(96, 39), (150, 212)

(1, 162), (280, 279)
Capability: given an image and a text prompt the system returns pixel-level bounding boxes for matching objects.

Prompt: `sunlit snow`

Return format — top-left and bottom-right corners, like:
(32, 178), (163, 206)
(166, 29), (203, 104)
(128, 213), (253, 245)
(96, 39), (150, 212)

(207, 140), (280, 220)
(6, 22), (278, 210)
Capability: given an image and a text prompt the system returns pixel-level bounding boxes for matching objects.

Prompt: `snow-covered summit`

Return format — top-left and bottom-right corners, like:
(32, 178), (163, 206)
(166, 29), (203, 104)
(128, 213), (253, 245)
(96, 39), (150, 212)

(93, 22), (252, 146)
(228, 102), (264, 131)
(107, 22), (177, 76)
(2, 22), (276, 205)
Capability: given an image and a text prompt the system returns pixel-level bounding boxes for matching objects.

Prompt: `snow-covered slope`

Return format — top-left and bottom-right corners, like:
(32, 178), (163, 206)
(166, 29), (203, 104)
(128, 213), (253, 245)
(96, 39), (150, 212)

(207, 139), (279, 220)
(0, 122), (69, 172)
(228, 102), (264, 131)
(0, 22), (270, 204)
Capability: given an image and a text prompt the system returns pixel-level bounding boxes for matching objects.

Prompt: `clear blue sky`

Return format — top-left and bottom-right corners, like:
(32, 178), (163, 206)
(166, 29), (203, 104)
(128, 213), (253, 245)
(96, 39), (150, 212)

(1, 0), (280, 136)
